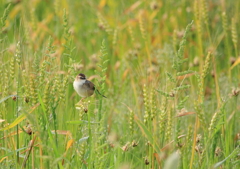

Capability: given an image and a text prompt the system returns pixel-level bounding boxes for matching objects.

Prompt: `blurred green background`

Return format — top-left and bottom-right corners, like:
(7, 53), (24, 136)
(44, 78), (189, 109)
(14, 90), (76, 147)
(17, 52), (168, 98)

(0, 0), (239, 168)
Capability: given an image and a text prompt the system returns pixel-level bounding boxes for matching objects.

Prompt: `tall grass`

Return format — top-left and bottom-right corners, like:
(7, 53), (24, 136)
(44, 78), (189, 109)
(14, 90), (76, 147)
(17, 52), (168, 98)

(0, 1), (239, 168)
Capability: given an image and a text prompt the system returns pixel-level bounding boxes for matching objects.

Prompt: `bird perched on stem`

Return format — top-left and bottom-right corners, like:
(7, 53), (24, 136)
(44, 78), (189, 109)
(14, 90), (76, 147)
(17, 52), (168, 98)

(73, 73), (106, 101)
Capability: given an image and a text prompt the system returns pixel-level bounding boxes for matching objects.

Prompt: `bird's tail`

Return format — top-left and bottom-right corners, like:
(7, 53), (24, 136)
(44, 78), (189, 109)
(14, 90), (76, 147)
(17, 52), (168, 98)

(96, 89), (107, 98)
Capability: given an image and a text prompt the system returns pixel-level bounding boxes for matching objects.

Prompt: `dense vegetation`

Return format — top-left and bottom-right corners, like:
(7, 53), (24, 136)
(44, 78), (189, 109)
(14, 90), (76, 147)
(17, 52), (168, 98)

(0, 0), (239, 168)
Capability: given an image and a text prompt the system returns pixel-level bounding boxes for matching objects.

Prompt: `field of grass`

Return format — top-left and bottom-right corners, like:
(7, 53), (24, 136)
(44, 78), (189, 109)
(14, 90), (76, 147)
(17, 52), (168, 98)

(0, 0), (240, 168)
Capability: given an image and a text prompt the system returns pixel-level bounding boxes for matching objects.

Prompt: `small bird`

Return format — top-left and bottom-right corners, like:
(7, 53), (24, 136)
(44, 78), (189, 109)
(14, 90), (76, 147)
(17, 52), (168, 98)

(73, 73), (106, 101)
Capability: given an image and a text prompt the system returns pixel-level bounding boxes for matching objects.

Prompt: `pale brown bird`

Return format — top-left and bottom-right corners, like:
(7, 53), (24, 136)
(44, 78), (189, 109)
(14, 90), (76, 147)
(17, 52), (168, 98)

(73, 73), (106, 100)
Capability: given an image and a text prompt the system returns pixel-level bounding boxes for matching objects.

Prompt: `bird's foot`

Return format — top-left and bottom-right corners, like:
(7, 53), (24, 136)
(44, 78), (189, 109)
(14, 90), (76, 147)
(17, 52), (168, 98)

(75, 98), (86, 106)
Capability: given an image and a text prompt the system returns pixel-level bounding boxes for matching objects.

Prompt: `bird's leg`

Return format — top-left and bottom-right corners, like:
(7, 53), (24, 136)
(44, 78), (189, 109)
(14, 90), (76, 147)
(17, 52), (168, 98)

(76, 97), (86, 105)
(80, 97), (86, 102)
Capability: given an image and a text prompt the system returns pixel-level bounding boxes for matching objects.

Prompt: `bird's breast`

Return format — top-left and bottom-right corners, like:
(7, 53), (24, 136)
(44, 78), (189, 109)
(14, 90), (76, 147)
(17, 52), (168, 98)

(73, 80), (85, 97)
(73, 80), (94, 97)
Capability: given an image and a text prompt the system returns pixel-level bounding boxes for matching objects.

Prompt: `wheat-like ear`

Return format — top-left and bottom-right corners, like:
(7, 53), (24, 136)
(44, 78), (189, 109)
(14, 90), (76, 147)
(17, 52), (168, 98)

(194, 0), (200, 20)
(129, 109), (134, 136)
(139, 11), (146, 40)
(208, 102), (226, 136)
(30, 8), (37, 30)
(43, 81), (50, 114)
(173, 21), (193, 70)
(97, 12), (113, 34)
(1, 3), (11, 28)
(29, 75), (38, 105)
(165, 106), (173, 142)
(222, 12), (228, 35)
(201, 52), (211, 80)
(231, 18), (238, 57)
(200, 0), (209, 24)
(9, 57), (15, 80)
(112, 28), (118, 45)
(159, 97), (167, 136)
(128, 25), (135, 42)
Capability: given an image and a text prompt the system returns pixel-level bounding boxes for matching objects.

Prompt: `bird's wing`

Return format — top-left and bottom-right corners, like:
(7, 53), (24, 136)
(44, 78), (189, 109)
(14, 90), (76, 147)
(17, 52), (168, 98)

(84, 80), (106, 98)
(84, 80), (95, 90)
